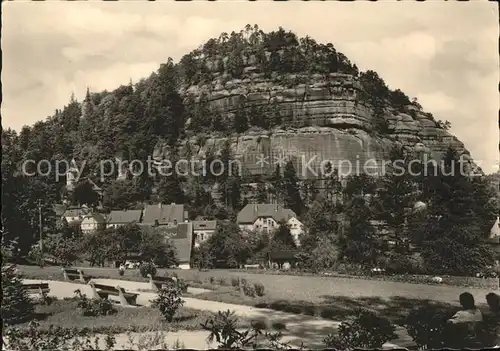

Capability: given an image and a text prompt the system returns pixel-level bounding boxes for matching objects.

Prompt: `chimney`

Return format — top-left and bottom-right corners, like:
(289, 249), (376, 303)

(158, 203), (162, 209)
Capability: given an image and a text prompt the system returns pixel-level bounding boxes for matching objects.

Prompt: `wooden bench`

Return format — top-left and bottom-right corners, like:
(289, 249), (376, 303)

(89, 282), (138, 306)
(244, 264), (261, 269)
(23, 282), (50, 295)
(62, 267), (90, 283)
(147, 274), (177, 292)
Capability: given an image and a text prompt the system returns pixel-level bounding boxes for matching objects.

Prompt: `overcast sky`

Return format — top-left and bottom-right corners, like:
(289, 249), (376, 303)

(2, 1), (498, 173)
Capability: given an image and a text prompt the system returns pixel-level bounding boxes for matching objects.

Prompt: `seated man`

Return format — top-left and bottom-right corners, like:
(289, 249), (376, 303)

(445, 292), (484, 348)
(482, 293), (500, 347)
(448, 292), (483, 324)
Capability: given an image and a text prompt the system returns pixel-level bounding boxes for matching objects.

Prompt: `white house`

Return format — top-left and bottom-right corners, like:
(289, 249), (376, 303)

(193, 220), (217, 247)
(490, 216), (500, 240)
(236, 203), (303, 246)
(80, 213), (106, 233)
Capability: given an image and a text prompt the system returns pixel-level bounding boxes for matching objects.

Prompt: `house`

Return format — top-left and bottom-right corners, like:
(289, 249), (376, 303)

(490, 216), (500, 240)
(107, 209), (143, 229)
(193, 220), (217, 247)
(61, 206), (90, 224)
(142, 203), (187, 227)
(237, 203), (304, 246)
(156, 222), (194, 269)
(81, 212), (107, 233)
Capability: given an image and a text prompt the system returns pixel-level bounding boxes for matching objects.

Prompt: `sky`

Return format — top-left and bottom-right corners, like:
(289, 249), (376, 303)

(2, 1), (499, 173)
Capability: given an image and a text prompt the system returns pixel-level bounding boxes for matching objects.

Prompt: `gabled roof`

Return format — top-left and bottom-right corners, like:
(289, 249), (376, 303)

(192, 220), (217, 231)
(62, 206), (90, 218)
(82, 212), (106, 224)
(107, 210), (143, 224)
(142, 203), (185, 225)
(237, 203), (297, 224)
(53, 204), (68, 217)
(157, 222), (193, 264)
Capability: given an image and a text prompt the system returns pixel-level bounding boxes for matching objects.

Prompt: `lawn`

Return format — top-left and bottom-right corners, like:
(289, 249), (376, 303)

(7, 298), (251, 334)
(17, 264), (495, 325)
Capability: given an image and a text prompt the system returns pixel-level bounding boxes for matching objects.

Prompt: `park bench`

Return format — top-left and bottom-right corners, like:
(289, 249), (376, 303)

(22, 282), (50, 296)
(89, 282), (139, 306)
(62, 267), (90, 283)
(244, 264), (261, 269)
(147, 274), (177, 292)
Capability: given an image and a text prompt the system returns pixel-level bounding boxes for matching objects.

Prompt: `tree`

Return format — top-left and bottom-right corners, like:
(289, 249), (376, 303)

(302, 197), (340, 251)
(157, 176), (185, 205)
(72, 180), (100, 207)
(282, 161), (303, 216)
(341, 196), (381, 265)
(270, 221), (297, 251)
(205, 222), (251, 268)
(2, 263), (35, 325)
(139, 226), (179, 267)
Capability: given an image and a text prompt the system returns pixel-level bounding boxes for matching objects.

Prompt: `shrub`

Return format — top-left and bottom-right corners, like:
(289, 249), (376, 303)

(172, 272), (179, 279)
(73, 289), (116, 317)
(231, 277), (239, 287)
(1, 263), (35, 325)
(254, 283), (265, 297)
(209, 276), (216, 284)
(139, 263), (157, 278)
(218, 277), (228, 286)
(243, 282), (256, 297)
(176, 279), (189, 294)
(404, 305), (450, 349)
(4, 320), (116, 351)
(324, 309), (396, 350)
(118, 269), (125, 277)
(387, 253), (425, 275)
(151, 284), (184, 322)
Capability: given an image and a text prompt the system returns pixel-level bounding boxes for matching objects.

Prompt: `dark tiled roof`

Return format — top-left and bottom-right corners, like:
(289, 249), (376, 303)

(192, 220), (217, 231)
(157, 222), (193, 264)
(142, 204), (185, 225)
(108, 210), (142, 224)
(237, 203), (297, 224)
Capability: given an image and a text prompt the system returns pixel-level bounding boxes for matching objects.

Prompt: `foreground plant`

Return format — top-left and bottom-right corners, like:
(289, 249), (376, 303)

(151, 284), (184, 322)
(74, 289), (116, 317)
(201, 310), (292, 349)
(3, 320), (116, 351)
(324, 309), (397, 350)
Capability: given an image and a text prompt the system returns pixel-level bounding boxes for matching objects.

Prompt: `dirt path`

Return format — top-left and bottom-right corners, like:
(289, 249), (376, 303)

(23, 279), (412, 349)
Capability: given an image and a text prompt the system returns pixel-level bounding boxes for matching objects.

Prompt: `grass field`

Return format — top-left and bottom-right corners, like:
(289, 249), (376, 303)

(8, 298), (250, 333)
(18, 264), (497, 324)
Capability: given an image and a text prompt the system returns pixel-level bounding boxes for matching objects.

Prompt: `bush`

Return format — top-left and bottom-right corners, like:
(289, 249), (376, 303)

(387, 253), (425, 275)
(139, 263), (157, 278)
(324, 309), (396, 350)
(404, 305), (450, 349)
(243, 282), (256, 298)
(118, 269), (125, 277)
(209, 276), (216, 285)
(218, 277), (228, 286)
(231, 277), (239, 287)
(176, 279), (189, 294)
(1, 263), (35, 325)
(151, 284), (184, 322)
(74, 289), (116, 317)
(4, 320), (116, 351)
(254, 283), (265, 297)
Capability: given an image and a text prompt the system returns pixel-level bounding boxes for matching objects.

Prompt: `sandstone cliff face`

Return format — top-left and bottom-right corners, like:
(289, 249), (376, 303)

(153, 58), (477, 178)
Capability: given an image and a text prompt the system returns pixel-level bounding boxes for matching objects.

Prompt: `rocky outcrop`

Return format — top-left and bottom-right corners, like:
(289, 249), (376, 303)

(154, 60), (478, 178)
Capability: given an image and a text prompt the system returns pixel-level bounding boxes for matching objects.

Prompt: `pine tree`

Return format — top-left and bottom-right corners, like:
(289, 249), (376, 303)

(282, 161), (303, 216)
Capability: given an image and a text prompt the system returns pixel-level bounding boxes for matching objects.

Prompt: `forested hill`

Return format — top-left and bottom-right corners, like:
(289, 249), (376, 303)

(4, 25), (463, 171)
